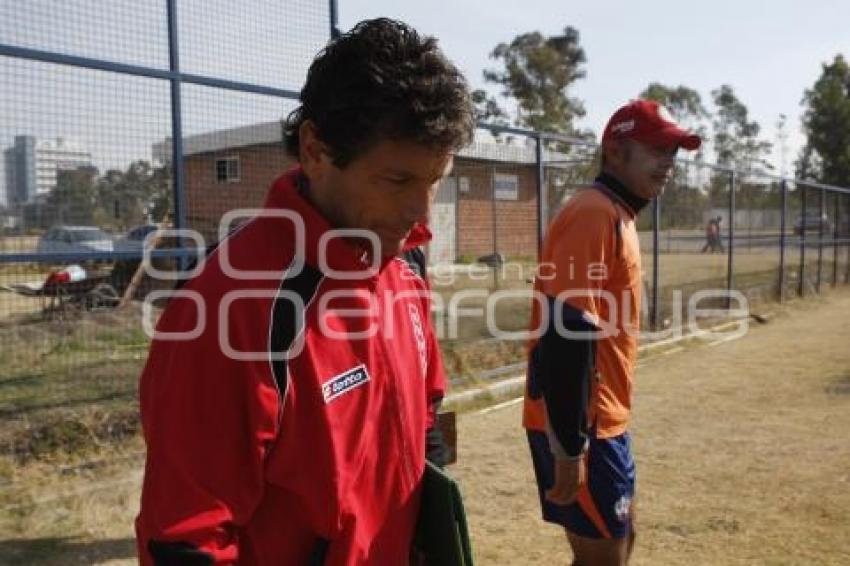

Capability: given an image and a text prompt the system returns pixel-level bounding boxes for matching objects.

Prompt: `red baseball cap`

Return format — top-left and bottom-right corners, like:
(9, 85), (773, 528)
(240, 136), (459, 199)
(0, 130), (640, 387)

(602, 99), (701, 151)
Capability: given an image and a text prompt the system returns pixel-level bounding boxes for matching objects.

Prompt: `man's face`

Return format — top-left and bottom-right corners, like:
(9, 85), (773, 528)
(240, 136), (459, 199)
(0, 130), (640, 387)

(609, 139), (678, 199)
(304, 130), (454, 257)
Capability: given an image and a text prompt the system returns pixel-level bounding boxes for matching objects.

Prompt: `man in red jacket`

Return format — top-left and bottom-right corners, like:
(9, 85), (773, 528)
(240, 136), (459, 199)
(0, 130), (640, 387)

(135, 18), (473, 565)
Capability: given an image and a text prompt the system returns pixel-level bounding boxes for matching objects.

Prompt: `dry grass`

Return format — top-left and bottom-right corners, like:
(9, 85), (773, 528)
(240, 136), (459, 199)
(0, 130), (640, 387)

(452, 287), (850, 565)
(429, 253), (842, 348)
(0, 236), (39, 254)
(0, 443), (143, 565)
(0, 270), (848, 564)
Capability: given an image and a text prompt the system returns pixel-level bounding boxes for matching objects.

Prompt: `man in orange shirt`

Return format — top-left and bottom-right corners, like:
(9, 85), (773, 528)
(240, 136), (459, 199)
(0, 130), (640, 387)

(523, 100), (701, 565)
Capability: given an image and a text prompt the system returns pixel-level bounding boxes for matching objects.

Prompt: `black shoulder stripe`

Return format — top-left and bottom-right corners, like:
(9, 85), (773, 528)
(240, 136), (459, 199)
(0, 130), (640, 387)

(269, 264), (324, 400)
(148, 540), (213, 565)
(401, 247), (428, 279)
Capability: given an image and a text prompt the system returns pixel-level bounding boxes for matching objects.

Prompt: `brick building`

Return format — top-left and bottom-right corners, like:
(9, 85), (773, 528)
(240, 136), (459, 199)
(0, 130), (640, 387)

(153, 122), (559, 264)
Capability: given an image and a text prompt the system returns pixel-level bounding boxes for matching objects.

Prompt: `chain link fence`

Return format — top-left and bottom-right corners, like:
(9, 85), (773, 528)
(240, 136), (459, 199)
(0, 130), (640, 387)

(1, 3), (850, 558)
(429, 127), (850, 378)
(0, 3), (332, 556)
(2, 2), (849, 434)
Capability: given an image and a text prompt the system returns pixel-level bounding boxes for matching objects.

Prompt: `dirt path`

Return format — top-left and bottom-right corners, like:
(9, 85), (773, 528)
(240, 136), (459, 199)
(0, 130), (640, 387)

(452, 289), (850, 565)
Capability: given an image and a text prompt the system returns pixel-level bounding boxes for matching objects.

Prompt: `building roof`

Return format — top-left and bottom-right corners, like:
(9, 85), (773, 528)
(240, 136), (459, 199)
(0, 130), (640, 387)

(152, 121), (580, 165)
(152, 121), (285, 163)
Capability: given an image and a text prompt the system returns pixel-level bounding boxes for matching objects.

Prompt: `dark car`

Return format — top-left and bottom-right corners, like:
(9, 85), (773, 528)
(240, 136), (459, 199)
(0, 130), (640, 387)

(114, 224), (159, 252)
(793, 212), (831, 236)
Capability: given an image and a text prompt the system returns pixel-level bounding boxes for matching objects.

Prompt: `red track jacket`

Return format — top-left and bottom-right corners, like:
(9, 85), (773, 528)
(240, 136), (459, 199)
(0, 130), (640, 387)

(136, 168), (446, 565)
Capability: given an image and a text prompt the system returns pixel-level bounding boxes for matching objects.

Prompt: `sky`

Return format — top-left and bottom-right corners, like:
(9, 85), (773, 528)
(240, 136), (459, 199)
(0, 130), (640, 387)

(2, 0), (847, 206)
(340, 0), (850, 176)
(0, 0), (326, 205)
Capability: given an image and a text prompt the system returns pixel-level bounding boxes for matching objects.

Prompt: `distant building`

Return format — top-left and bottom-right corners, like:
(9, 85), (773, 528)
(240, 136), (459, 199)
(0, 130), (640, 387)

(3, 135), (93, 205)
(153, 122), (577, 264)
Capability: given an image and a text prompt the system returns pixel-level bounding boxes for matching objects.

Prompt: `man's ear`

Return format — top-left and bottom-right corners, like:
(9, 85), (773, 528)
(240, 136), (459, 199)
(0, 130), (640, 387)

(299, 120), (330, 182)
(603, 139), (626, 170)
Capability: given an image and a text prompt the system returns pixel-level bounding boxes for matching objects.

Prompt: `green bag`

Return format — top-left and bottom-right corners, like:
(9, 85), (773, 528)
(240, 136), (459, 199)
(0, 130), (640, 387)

(413, 461), (474, 566)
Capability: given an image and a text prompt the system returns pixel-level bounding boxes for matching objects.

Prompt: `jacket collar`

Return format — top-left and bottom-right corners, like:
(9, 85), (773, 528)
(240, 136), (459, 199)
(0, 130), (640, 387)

(593, 171), (650, 217)
(263, 166), (432, 278)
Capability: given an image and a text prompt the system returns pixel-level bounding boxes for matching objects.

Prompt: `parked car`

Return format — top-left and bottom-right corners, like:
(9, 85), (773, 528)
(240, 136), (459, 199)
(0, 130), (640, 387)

(37, 225), (114, 254)
(793, 212), (831, 235)
(114, 223), (159, 253)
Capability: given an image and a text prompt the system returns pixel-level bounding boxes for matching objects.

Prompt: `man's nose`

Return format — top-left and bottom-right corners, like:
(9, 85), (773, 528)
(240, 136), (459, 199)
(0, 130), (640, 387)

(403, 186), (434, 224)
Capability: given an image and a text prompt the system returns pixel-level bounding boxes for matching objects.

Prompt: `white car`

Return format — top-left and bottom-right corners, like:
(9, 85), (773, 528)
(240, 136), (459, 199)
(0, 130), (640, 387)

(37, 226), (114, 254)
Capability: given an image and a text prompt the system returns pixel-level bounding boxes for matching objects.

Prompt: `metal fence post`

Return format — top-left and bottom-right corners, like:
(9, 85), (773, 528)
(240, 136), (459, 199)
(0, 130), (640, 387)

(166, 0), (187, 270)
(535, 134), (546, 259)
(798, 185), (807, 297)
(726, 170), (736, 309)
(329, 0), (341, 38)
(816, 188), (824, 292)
(832, 190), (839, 286)
(778, 179), (787, 302)
(454, 170), (461, 263)
(490, 164), (497, 258)
(844, 194), (850, 283)
(651, 196), (660, 330)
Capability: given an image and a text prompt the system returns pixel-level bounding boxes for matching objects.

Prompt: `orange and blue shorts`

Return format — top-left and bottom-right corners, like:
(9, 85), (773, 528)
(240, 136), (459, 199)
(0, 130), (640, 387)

(527, 429), (635, 539)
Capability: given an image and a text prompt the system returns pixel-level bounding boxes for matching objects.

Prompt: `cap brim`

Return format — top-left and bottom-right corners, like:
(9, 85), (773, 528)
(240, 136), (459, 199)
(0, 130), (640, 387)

(660, 126), (701, 150)
(677, 133), (702, 151)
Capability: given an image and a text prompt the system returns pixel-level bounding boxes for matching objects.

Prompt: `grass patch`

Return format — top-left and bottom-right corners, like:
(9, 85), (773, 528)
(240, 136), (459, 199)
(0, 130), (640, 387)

(0, 406), (140, 466)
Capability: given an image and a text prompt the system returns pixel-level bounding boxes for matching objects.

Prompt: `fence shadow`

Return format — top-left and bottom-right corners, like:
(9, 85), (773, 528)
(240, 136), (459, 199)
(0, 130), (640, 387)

(0, 536), (136, 565)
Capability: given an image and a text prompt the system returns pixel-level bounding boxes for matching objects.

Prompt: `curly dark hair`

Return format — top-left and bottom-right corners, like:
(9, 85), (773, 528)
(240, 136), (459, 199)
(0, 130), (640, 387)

(284, 18), (474, 167)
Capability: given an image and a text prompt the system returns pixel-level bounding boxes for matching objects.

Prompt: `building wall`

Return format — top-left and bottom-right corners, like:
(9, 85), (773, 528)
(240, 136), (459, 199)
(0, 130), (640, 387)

(428, 176), (457, 264)
(183, 145), (540, 261)
(4, 136), (91, 205)
(703, 207), (784, 230)
(2, 148), (14, 208)
(5, 136), (36, 204)
(184, 144), (294, 243)
(34, 140), (92, 198)
(454, 163), (538, 261)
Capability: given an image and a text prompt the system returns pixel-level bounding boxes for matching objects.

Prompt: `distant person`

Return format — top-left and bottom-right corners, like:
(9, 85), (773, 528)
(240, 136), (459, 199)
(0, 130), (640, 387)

(714, 216), (725, 252)
(523, 100), (701, 565)
(135, 18), (473, 565)
(701, 216), (719, 253)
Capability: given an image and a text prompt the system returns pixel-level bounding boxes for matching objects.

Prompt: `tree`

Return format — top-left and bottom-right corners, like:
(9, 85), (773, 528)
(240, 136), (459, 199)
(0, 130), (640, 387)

(482, 27), (587, 135)
(47, 165), (99, 226)
(711, 84), (772, 176)
(96, 160), (171, 230)
(709, 85), (776, 226)
(471, 89), (509, 127)
(640, 82), (709, 126)
(800, 54), (850, 187)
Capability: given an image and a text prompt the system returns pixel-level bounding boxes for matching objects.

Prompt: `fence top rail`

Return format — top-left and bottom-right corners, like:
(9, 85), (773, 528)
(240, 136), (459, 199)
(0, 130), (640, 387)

(0, 41), (301, 100)
(476, 121), (850, 196)
(3, 40), (848, 196)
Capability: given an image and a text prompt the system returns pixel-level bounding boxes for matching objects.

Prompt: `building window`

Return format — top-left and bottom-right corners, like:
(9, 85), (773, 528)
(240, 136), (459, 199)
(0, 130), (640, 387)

(215, 157), (240, 183)
(494, 173), (519, 200)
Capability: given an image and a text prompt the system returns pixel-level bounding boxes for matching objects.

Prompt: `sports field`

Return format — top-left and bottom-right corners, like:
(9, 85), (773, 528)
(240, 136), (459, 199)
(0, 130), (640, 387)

(1, 286), (849, 564)
(454, 287), (850, 565)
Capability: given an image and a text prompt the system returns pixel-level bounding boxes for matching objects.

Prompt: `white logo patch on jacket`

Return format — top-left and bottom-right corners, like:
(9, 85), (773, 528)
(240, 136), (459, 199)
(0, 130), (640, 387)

(322, 364), (370, 403)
